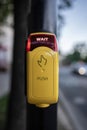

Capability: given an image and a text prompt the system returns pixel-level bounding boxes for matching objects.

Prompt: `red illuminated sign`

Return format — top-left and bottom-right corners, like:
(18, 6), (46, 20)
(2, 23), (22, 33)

(26, 33), (58, 51)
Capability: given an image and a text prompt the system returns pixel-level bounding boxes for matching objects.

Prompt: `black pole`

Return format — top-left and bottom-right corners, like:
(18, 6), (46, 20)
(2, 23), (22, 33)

(6, 0), (29, 130)
(28, 0), (57, 34)
(27, 0), (58, 130)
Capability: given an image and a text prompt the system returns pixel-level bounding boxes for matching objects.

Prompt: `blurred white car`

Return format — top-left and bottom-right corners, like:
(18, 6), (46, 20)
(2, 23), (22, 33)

(0, 44), (8, 71)
(71, 62), (87, 76)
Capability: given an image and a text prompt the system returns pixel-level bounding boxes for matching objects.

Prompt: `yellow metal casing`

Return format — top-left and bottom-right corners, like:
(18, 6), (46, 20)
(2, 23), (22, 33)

(27, 47), (59, 108)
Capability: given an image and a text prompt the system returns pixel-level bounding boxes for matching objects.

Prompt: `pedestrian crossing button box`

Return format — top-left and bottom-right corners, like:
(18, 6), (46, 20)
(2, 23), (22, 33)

(26, 32), (59, 108)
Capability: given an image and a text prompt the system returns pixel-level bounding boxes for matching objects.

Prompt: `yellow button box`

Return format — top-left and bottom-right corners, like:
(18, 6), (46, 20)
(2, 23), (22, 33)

(27, 47), (59, 108)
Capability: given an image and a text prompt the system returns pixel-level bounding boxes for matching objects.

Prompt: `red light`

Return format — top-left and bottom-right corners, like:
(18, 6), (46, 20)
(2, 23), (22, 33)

(26, 38), (31, 51)
(26, 33), (58, 52)
(54, 36), (58, 51)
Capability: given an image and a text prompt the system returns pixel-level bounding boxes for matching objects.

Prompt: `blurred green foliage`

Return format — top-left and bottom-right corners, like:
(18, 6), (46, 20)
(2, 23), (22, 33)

(0, 95), (9, 130)
(58, 0), (74, 38)
(63, 43), (87, 65)
(0, 0), (13, 23)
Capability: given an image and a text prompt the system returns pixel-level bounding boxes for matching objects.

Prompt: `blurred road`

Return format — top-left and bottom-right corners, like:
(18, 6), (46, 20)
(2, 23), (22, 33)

(59, 66), (87, 129)
(0, 70), (11, 97)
